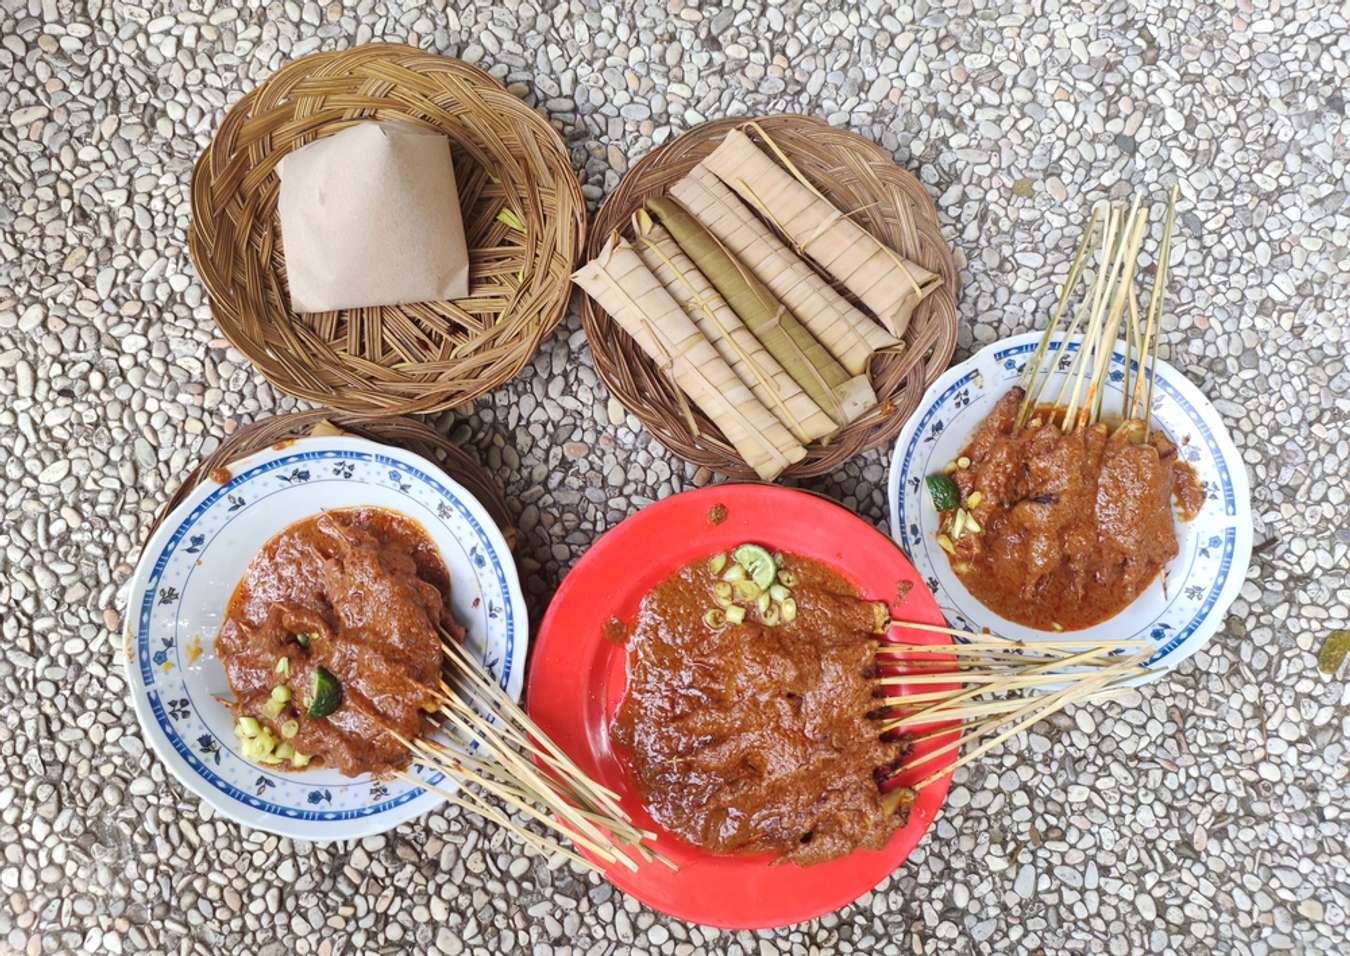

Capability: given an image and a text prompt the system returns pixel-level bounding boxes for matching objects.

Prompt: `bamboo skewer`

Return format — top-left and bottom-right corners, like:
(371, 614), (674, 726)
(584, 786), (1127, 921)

(379, 625), (670, 876)
(436, 632), (680, 871)
(1061, 198), (1142, 430)
(432, 687), (623, 839)
(876, 660), (1130, 684)
(1081, 206), (1149, 426)
(877, 667), (1135, 697)
(875, 617), (1151, 787)
(437, 634), (640, 833)
(434, 686), (588, 806)
(413, 712), (618, 853)
(1017, 187), (1181, 441)
(885, 660), (1144, 781)
(434, 677), (623, 804)
(878, 670), (1026, 686)
(907, 712), (1001, 746)
(395, 771), (591, 872)
(890, 695), (1052, 727)
(878, 645), (1126, 732)
(444, 760), (665, 868)
(878, 636), (1150, 653)
(423, 693), (636, 869)
(1051, 202), (1121, 417)
(885, 655), (1143, 725)
(1017, 203), (1102, 429)
(870, 613), (1152, 784)
(1140, 184), (1180, 439)
(909, 656), (1147, 790)
(399, 728), (631, 868)
(437, 700), (638, 864)
(1123, 292), (1140, 421)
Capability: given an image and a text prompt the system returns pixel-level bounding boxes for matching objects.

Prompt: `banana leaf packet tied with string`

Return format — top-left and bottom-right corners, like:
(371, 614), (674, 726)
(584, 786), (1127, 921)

(667, 164), (899, 376)
(700, 124), (942, 337)
(573, 234), (808, 480)
(629, 212), (839, 446)
(639, 196), (874, 430)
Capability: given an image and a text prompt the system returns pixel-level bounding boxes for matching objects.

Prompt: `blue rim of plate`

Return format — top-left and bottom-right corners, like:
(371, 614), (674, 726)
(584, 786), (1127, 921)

(888, 332), (1252, 679)
(124, 435), (527, 840)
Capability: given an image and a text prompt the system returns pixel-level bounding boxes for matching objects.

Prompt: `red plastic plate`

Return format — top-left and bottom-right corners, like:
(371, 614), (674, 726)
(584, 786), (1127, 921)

(526, 485), (957, 929)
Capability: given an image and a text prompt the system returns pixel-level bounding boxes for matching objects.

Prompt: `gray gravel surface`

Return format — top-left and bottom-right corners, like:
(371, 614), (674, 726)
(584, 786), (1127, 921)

(2, 1), (1347, 954)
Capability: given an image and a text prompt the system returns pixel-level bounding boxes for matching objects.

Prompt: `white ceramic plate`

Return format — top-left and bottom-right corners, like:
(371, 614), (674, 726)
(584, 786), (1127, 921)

(888, 332), (1251, 679)
(123, 436), (527, 840)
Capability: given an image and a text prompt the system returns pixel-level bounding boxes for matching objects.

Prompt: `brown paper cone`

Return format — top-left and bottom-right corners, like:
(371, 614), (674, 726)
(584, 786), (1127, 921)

(277, 121), (470, 313)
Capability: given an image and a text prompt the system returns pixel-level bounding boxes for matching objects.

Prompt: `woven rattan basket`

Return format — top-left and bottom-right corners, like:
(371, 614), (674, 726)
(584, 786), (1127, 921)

(581, 115), (959, 479)
(148, 411), (514, 549)
(189, 44), (585, 416)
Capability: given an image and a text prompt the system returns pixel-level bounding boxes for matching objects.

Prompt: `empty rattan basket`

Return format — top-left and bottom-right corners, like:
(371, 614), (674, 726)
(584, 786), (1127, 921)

(189, 44), (586, 416)
(581, 115), (959, 480)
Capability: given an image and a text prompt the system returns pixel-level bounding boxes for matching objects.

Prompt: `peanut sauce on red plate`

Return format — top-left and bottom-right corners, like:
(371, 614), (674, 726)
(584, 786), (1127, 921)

(613, 554), (908, 865)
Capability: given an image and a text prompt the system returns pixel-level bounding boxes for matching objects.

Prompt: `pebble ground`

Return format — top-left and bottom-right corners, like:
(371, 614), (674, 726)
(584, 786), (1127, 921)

(1, 1), (1347, 954)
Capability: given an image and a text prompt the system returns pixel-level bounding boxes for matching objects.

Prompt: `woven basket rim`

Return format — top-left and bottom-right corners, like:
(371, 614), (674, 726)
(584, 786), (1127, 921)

(145, 411), (515, 551)
(189, 43), (586, 418)
(579, 113), (960, 480)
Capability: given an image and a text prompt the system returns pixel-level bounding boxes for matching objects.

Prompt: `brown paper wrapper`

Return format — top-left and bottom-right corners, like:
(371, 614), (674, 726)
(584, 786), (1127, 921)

(278, 121), (470, 313)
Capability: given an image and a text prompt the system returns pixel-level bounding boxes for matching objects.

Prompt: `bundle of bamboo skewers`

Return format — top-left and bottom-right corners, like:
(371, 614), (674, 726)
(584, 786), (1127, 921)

(388, 629), (669, 874)
(1015, 185), (1180, 437)
(874, 618), (1153, 796)
(573, 122), (941, 480)
(878, 185), (1185, 792)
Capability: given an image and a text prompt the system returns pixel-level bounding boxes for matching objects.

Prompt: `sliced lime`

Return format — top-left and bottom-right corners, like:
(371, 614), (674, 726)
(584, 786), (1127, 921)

(732, 544), (777, 590)
(926, 474), (960, 511)
(307, 667), (343, 719)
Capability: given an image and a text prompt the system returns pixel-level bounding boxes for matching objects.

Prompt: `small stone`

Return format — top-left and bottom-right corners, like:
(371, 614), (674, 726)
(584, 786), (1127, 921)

(1137, 894), (1158, 920)
(11, 105), (49, 125)
(38, 460), (71, 484)
(1297, 899), (1324, 921)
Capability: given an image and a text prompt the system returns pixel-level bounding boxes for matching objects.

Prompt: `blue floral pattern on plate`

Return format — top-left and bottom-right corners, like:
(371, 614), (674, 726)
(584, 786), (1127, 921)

(888, 333), (1252, 679)
(125, 437), (527, 840)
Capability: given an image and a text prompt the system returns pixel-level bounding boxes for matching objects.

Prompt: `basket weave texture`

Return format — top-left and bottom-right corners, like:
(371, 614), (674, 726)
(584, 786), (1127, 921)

(149, 411), (514, 550)
(189, 44), (585, 416)
(582, 115), (959, 479)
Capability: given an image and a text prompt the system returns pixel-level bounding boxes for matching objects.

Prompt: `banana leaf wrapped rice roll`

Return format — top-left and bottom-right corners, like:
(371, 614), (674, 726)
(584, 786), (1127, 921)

(631, 211), (838, 445)
(644, 195), (875, 428)
(573, 234), (808, 480)
(667, 166), (900, 375)
(701, 126), (942, 338)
